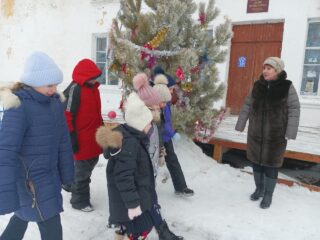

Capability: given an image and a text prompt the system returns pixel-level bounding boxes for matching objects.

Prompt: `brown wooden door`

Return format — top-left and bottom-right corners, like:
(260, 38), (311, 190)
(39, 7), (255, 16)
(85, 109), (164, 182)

(226, 23), (284, 114)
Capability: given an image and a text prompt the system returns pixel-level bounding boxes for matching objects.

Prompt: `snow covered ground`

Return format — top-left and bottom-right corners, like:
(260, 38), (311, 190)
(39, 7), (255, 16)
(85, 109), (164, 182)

(1, 135), (319, 240)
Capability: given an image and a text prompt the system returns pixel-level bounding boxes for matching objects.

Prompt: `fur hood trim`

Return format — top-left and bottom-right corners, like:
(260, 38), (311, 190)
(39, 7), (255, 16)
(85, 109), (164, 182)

(96, 125), (123, 149)
(0, 86), (21, 110)
(0, 83), (66, 110)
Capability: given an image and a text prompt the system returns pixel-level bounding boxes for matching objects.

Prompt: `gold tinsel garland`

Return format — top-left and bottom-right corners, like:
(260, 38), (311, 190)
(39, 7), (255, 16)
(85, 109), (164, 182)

(148, 27), (169, 49)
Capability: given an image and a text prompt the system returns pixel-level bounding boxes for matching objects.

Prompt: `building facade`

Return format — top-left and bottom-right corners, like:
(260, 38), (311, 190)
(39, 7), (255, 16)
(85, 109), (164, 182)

(1, 0), (319, 126)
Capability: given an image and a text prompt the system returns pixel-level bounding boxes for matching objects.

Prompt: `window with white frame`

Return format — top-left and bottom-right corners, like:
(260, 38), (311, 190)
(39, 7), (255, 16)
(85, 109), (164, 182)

(300, 20), (320, 96)
(92, 33), (119, 86)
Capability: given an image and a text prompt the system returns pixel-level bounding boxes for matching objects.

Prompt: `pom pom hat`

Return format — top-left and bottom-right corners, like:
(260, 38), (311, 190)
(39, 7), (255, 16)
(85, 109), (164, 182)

(124, 92), (153, 132)
(132, 73), (162, 106)
(153, 74), (172, 103)
(21, 51), (63, 87)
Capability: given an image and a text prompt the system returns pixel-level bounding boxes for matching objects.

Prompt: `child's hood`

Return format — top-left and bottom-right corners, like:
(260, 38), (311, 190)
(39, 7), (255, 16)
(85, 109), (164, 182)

(96, 125), (123, 149)
(0, 83), (65, 110)
(0, 84), (21, 110)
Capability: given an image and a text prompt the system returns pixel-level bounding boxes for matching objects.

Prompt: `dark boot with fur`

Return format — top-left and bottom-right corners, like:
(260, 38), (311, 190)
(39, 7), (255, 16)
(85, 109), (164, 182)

(250, 171), (264, 201)
(156, 220), (184, 240)
(260, 177), (277, 209)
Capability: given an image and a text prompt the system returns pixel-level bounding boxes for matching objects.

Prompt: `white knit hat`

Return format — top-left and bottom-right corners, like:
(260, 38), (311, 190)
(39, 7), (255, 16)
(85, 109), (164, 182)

(263, 57), (285, 74)
(153, 74), (172, 103)
(124, 92), (153, 131)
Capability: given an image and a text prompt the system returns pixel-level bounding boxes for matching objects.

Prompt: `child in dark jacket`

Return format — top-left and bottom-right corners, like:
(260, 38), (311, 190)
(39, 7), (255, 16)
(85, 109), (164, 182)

(96, 93), (155, 240)
(133, 73), (184, 240)
(0, 51), (74, 240)
(153, 73), (194, 197)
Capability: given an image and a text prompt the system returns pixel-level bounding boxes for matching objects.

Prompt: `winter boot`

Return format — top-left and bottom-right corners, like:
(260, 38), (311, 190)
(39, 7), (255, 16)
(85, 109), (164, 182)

(250, 171), (264, 201)
(156, 220), (184, 240)
(175, 187), (194, 197)
(260, 177), (277, 209)
(114, 229), (129, 240)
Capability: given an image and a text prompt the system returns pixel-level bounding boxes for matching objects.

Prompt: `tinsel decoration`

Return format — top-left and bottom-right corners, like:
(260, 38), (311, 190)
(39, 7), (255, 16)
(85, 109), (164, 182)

(141, 43), (153, 60)
(194, 108), (228, 143)
(126, 67), (134, 80)
(176, 66), (185, 81)
(109, 59), (121, 72)
(198, 11), (206, 25)
(181, 82), (193, 93)
(190, 65), (200, 74)
(148, 27), (169, 49)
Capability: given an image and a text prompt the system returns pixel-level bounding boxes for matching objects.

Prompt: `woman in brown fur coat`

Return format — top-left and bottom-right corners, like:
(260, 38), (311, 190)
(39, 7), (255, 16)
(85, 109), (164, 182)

(235, 57), (300, 209)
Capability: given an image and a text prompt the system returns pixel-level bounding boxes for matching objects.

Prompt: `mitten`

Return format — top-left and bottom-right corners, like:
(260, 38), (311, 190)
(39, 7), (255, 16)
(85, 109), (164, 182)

(128, 206), (142, 220)
(70, 131), (79, 153)
(172, 132), (181, 141)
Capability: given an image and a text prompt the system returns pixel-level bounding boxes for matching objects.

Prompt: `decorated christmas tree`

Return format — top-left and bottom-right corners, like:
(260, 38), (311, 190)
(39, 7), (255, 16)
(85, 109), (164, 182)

(108, 0), (231, 142)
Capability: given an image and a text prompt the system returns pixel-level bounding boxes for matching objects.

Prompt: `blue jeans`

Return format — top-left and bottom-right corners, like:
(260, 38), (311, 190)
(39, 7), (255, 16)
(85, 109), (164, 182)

(0, 214), (62, 240)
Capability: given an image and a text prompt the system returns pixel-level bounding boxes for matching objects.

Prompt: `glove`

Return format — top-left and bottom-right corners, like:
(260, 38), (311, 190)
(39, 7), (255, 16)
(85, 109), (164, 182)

(128, 206), (142, 220)
(70, 131), (79, 153)
(172, 132), (181, 141)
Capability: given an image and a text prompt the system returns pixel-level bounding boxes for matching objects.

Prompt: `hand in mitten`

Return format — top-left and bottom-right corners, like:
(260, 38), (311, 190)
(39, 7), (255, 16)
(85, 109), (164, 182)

(70, 131), (79, 153)
(128, 206), (142, 220)
(172, 132), (181, 141)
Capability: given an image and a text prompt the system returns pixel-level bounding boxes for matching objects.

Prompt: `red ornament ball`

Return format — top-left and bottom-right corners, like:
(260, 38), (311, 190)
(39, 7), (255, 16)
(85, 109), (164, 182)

(107, 111), (117, 119)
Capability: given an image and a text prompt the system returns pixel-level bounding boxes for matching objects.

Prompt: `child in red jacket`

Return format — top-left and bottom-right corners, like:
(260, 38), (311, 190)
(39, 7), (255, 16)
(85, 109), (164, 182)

(63, 59), (103, 212)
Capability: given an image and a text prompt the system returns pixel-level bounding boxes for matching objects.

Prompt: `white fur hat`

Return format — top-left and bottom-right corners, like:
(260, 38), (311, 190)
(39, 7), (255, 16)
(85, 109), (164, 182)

(124, 92), (153, 131)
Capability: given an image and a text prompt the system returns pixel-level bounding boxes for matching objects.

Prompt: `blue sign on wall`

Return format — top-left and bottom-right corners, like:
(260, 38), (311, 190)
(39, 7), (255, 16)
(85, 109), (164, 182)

(237, 56), (247, 68)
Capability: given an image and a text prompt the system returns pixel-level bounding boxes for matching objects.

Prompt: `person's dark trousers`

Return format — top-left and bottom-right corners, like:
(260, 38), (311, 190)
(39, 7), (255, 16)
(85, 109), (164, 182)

(252, 163), (279, 179)
(150, 191), (163, 227)
(164, 140), (187, 191)
(71, 156), (99, 209)
(0, 214), (62, 240)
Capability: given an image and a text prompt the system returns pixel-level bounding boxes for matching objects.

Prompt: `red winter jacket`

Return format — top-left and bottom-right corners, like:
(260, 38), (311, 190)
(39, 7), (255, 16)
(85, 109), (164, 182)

(64, 59), (103, 160)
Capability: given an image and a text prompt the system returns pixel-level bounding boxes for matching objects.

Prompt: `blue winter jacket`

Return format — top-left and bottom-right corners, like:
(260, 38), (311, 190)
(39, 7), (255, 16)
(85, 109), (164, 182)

(0, 86), (74, 222)
(162, 103), (176, 143)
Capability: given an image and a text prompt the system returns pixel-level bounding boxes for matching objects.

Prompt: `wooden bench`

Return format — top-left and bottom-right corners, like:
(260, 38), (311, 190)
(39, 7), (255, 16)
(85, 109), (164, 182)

(208, 138), (320, 192)
(209, 138), (320, 164)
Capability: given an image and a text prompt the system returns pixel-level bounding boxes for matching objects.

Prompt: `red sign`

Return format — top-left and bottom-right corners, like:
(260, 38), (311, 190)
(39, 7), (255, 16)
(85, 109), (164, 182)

(247, 0), (269, 13)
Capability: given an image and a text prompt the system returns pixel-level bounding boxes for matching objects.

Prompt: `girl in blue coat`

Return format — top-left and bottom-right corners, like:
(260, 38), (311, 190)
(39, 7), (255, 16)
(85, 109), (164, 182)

(0, 52), (74, 240)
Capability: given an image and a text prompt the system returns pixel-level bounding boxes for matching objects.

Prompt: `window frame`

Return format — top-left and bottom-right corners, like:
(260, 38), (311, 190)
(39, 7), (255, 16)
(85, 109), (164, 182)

(92, 33), (121, 90)
(300, 18), (320, 98)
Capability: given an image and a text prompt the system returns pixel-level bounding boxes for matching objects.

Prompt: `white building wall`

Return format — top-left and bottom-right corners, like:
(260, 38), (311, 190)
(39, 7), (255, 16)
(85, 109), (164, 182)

(1, 0), (320, 125)
(214, 0), (320, 127)
(0, 0), (122, 115)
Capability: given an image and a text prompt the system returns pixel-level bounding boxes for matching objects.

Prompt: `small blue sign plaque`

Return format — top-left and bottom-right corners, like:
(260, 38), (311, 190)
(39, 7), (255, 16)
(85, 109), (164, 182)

(237, 57), (246, 68)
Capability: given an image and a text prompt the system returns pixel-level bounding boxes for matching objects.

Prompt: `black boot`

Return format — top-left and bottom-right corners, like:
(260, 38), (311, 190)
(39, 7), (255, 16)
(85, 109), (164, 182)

(156, 220), (184, 240)
(260, 177), (277, 209)
(250, 171), (264, 201)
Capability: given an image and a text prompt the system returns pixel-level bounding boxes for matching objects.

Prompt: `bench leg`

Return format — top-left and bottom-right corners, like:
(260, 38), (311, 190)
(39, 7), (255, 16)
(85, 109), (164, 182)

(213, 144), (223, 163)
